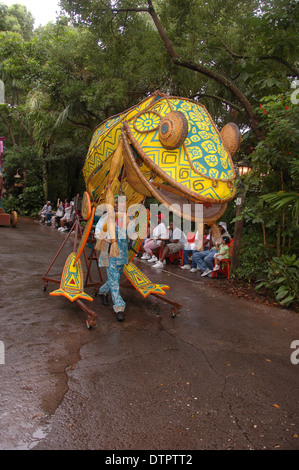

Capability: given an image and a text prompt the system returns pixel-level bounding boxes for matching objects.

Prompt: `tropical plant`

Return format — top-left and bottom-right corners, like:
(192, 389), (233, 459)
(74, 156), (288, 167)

(236, 90), (299, 257)
(261, 191), (299, 227)
(233, 232), (275, 282)
(256, 254), (299, 308)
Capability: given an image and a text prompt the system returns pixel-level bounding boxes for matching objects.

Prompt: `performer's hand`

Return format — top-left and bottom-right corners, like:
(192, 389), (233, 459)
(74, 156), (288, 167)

(130, 232), (138, 241)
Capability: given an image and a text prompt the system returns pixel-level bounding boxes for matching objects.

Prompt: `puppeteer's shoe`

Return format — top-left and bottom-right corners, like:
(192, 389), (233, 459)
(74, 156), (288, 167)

(99, 293), (109, 306)
(116, 311), (124, 322)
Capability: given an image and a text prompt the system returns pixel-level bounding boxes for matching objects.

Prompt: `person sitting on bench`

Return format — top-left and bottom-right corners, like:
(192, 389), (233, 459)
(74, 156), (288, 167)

(152, 221), (188, 269)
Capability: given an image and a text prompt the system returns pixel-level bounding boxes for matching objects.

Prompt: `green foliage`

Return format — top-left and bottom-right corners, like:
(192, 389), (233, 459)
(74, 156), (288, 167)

(238, 90), (298, 256)
(2, 146), (43, 188)
(256, 254), (299, 308)
(45, 138), (88, 202)
(2, 193), (19, 213)
(233, 233), (275, 281)
(17, 184), (45, 215)
(261, 191), (299, 227)
(251, 92), (299, 185)
(0, 3), (34, 39)
(2, 184), (44, 216)
(1, 145), (45, 215)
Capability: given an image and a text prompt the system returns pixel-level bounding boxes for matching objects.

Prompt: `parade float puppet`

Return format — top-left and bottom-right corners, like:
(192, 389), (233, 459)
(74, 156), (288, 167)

(46, 91), (240, 327)
(84, 91), (240, 312)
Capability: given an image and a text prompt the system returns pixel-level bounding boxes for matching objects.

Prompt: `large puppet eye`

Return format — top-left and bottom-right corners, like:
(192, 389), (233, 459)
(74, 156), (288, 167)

(158, 111), (188, 150)
(133, 111), (161, 133)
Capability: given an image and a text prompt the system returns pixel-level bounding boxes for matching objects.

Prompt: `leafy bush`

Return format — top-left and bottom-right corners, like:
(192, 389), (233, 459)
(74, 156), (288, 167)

(256, 254), (299, 308)
(2, 194), (19, 213)
(2, 184), (44, 216)
(17, 184), (45, 216)
(234, 233), (275, 281)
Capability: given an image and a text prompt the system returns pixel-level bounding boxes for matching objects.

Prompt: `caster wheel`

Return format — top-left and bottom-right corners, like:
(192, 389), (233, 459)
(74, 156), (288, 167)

(86, 320), (97, 329)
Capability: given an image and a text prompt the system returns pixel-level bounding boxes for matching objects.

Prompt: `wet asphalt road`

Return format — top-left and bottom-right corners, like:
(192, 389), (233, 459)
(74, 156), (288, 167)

(0, 217), (298, 451)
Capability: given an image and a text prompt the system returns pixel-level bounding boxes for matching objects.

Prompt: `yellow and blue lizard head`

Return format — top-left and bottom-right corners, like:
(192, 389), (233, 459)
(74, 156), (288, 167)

(83, 91), (240, 223)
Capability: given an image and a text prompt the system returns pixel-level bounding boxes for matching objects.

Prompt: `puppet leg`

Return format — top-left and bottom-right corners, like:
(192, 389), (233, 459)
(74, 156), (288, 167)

(98, 273), (110, 306)
(106, 261), (126, 321)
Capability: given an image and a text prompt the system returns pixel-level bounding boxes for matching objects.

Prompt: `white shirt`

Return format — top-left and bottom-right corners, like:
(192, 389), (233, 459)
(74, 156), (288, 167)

(63, 205), (73, 221)
(153, 222), (167, 239)
(173, 227), (188, 248)
(151, 222), (167, 246)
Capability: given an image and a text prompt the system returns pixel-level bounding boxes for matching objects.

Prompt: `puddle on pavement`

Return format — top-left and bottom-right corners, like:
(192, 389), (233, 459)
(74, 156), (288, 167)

(28, 426), (49, 449)
(10, 425), (50, 450)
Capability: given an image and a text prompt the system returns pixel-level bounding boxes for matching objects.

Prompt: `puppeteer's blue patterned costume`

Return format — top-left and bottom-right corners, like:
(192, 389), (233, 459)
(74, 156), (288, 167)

(95, 214), (129, 313)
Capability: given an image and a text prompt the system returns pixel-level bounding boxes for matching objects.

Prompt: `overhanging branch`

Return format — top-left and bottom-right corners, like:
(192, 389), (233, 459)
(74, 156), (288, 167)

(100, 0), (265, 139)
(191, 93), (244, 113)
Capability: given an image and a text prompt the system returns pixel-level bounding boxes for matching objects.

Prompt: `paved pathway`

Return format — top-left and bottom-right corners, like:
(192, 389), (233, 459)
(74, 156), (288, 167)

(0, 218), (298, 450)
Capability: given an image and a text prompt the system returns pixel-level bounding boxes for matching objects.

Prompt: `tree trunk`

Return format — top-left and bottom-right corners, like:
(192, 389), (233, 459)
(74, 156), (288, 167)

(277, 225), (281, 257)
(262, 223), (267, 246)
(148, 2), (180, 60)
(282, 208), (286, 254)
(1, 115), (16, 146)
(230, 190), (245, 275)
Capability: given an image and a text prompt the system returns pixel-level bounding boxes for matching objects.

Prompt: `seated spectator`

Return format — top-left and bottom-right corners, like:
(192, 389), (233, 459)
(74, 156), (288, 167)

(181, 224), (209, 270)
(217, 222), (231, 241)
(213, 236), (231, 272)
(152, 221), (188, 269)
(58, 203), (74, 232)
(54, 199), (65, 228)
(141, 213), (167, 263)
(38, 201), (52, 223)
(139, 226), (151, 256)
(191, 223), (231, 276)
(69, 202), (76, 229)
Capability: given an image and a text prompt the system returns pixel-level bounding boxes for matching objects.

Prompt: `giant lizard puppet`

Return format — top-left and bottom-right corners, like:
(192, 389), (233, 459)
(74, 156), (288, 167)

(49, 91), (240, 327)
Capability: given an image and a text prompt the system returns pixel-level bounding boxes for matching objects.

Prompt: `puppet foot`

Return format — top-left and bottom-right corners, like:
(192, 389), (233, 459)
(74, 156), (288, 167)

(116, 311), (124, 322)
(99, 293), (109, 306)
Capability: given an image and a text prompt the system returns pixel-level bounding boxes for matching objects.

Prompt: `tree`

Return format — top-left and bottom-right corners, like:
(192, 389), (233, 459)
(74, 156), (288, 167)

(59, 0), (299, 142)
(1, 0), (298, 251)
(244, 91), (299, 256)
(0, 3), (34, 39)
(0, 18), (90, 206)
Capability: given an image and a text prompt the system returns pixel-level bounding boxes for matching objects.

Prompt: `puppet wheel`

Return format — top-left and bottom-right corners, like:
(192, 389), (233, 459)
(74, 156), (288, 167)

(10, 211), (17, 227)
(86, 318), (97, 329)
(81, 191), (91, 220)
